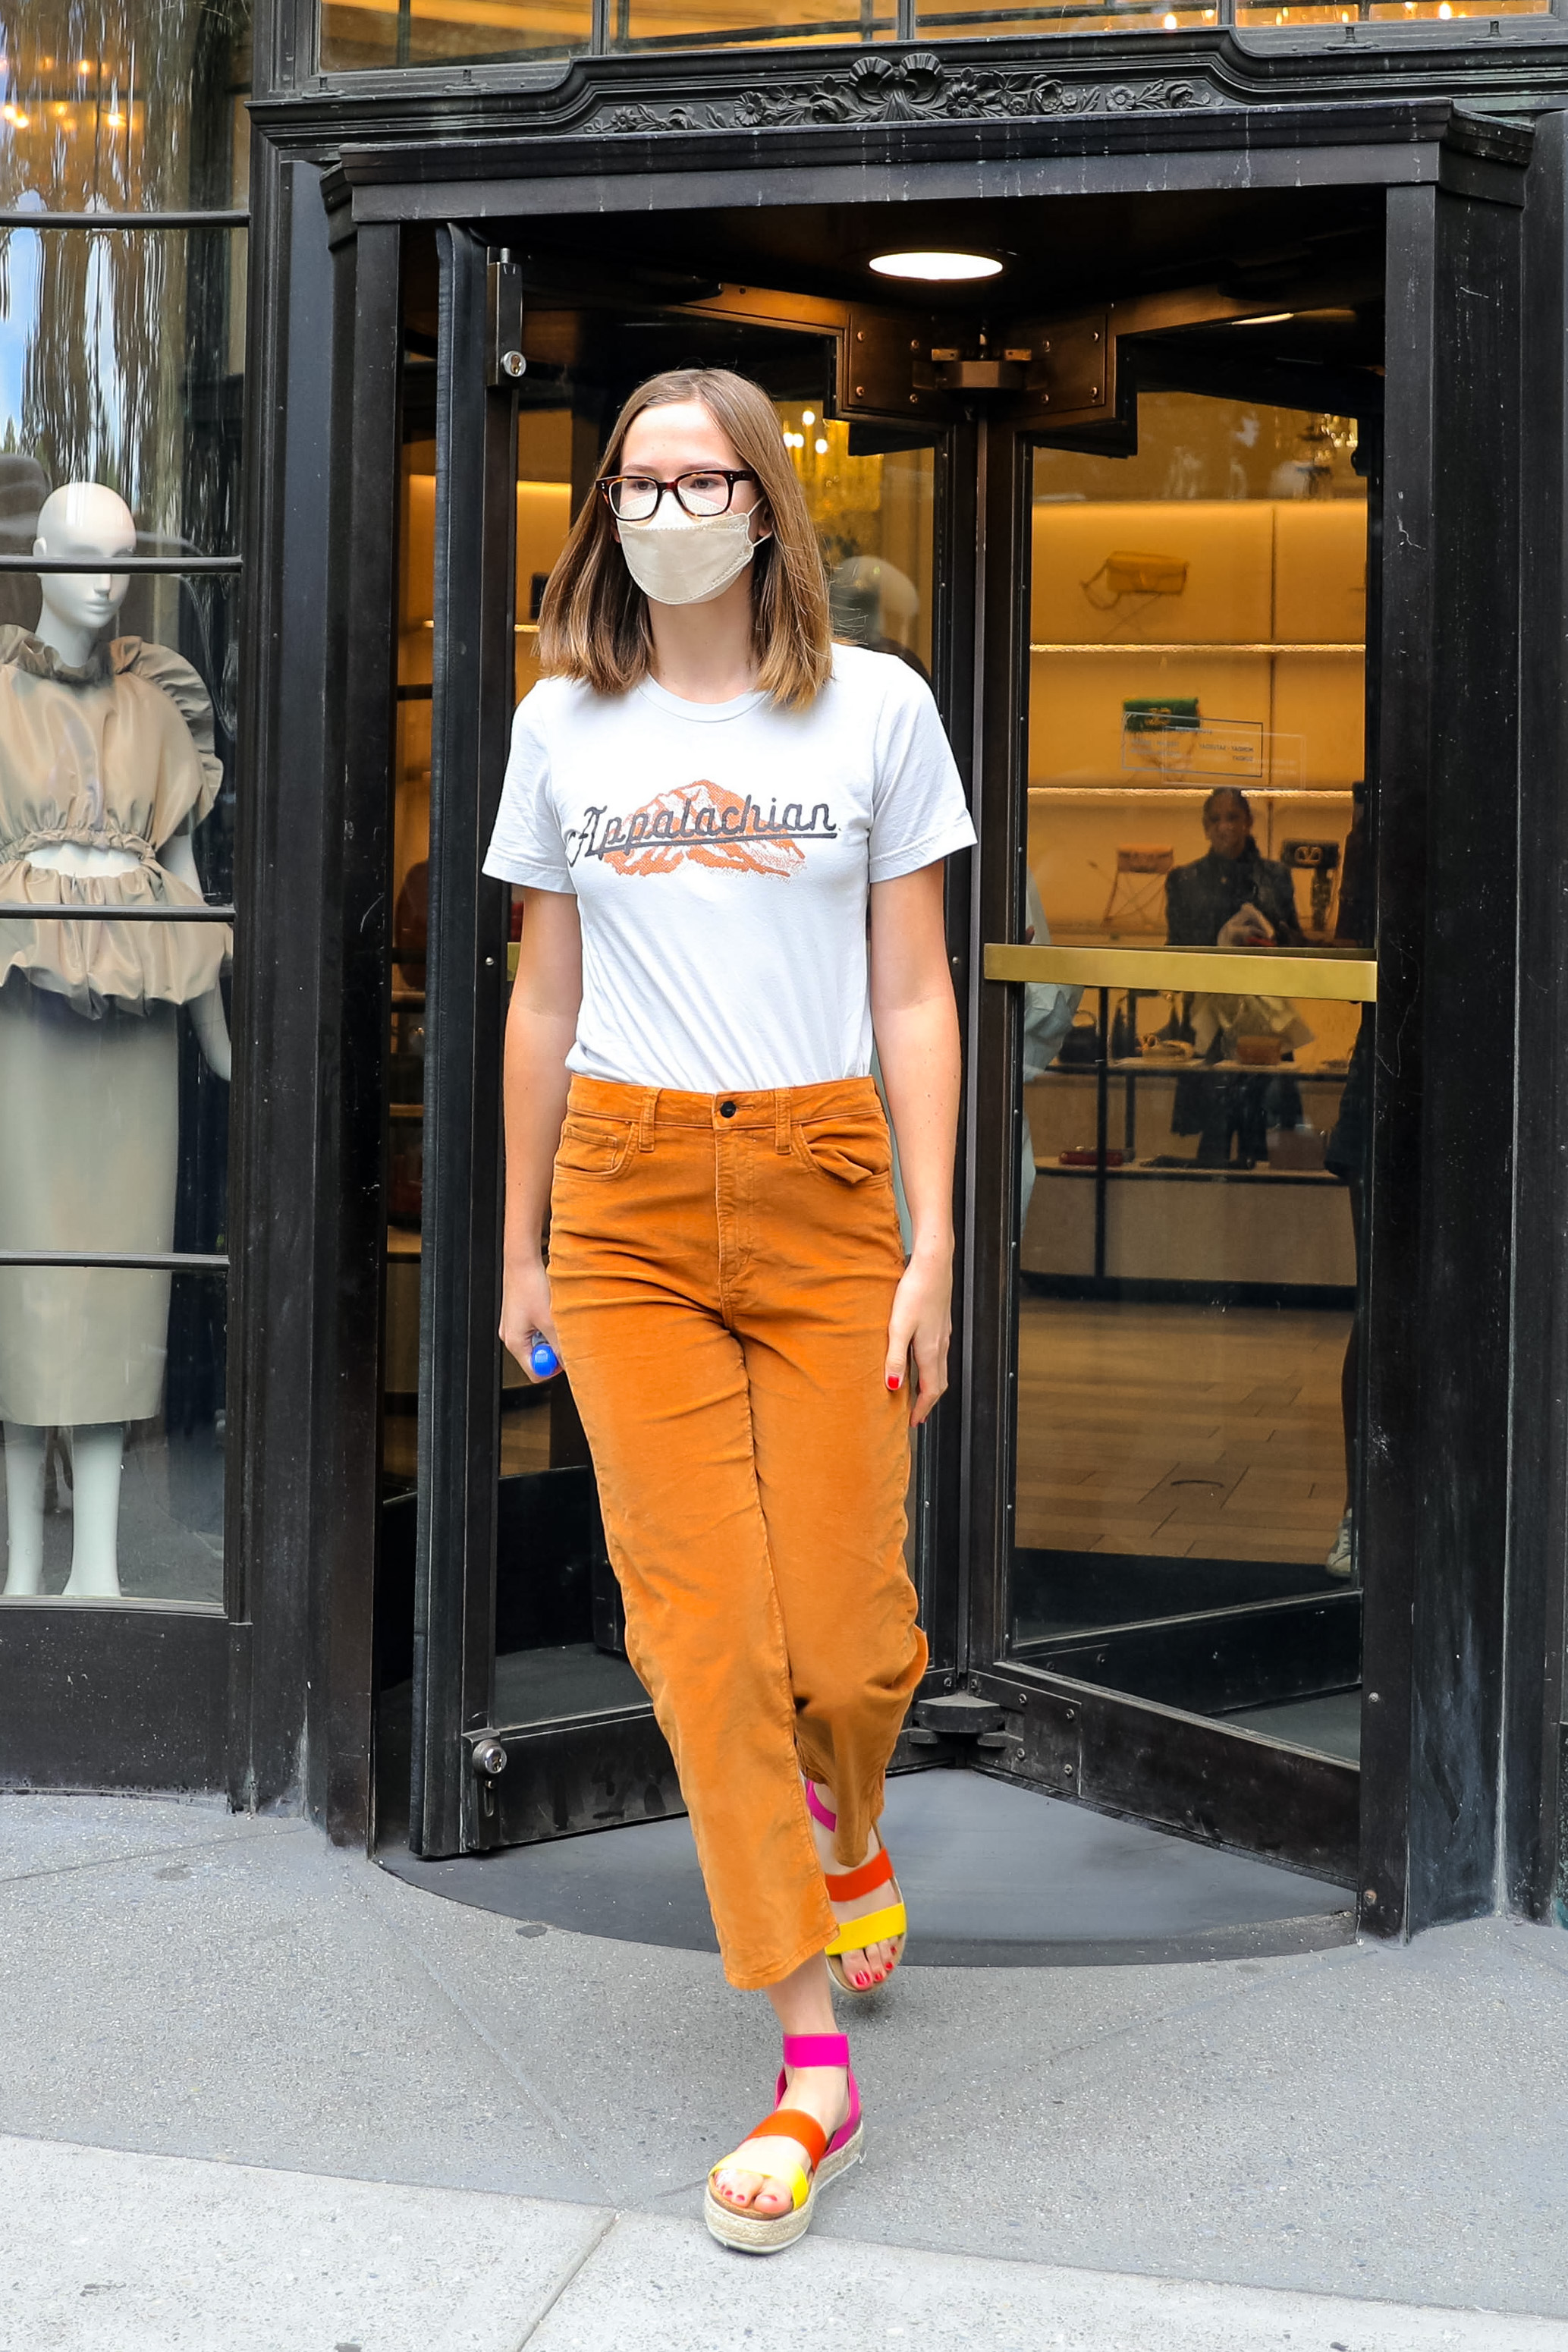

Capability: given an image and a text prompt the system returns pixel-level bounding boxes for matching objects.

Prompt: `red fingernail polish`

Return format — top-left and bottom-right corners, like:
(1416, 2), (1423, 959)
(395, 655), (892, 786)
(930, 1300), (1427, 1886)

(887, 1374), (901, 1391)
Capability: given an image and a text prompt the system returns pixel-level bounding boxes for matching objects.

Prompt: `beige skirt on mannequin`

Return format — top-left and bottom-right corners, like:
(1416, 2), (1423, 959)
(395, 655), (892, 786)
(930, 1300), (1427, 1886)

(0, 974), (176, 1426)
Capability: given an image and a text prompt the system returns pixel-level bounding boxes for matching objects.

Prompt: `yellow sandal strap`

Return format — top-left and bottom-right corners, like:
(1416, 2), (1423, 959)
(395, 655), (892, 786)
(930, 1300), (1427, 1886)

(825, 1899), (907, 1957)
(708, 2146), (812, 2209)
(708, 2106), (825, 2212)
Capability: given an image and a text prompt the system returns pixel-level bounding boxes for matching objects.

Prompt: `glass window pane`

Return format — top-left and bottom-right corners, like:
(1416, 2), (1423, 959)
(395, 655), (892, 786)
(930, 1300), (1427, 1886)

(1011, 391), (1370, 1765)
(0, 1273), (226, 1606)
(918, 0), (1216, 30)
(1012, 989), (1367, 1761)
(1241, 0), (1543, 17)
(0, 226), (247, 561)
(381, 291), (939, 1788)
(319, 0), (895, 65)
(786, 413), (935, 682)
(0, 562), (234, 1608)
(319, 0), (592, 69)
(0, 3), (251, 213)
(1028, 395), (1365, 945)
(611, 0), (894, 48)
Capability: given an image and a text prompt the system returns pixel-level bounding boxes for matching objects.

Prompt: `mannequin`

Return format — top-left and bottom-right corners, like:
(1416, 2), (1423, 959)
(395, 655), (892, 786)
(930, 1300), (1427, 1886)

(0, 483), (231, 1600)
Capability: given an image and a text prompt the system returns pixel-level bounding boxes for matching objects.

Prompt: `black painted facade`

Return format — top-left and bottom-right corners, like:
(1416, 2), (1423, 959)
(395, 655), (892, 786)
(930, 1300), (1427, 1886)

(4, 0), (1567, 1946)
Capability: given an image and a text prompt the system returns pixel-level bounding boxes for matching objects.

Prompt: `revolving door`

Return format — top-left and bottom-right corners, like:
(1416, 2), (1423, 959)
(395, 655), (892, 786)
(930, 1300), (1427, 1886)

(372, 172), (1513, 1937)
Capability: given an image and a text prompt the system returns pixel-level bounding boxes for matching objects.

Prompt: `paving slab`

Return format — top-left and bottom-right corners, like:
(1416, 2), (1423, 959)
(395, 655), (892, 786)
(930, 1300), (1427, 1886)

(0, 1807), (602, 2204)
(533, 2211), (1568, 2352)
(0, 2134), (608, 2352)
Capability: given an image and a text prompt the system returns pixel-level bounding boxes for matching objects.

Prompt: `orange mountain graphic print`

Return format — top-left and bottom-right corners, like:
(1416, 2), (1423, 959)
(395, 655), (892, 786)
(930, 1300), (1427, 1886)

(562, 781), (840, 881)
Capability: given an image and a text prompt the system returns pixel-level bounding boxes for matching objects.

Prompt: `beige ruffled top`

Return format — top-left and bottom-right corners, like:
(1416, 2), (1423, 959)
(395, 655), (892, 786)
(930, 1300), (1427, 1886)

(0, 627), (231, 1017)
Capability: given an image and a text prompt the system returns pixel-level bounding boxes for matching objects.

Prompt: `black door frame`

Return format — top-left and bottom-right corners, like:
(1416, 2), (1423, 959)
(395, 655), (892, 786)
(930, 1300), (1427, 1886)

(406, 178), (1406, 1894)
(225, 88), (1565, 1937)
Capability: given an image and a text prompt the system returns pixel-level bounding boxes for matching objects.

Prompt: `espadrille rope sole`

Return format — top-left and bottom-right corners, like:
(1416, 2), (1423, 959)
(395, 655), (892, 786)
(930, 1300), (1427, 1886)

(704, 2032), (863, 2256)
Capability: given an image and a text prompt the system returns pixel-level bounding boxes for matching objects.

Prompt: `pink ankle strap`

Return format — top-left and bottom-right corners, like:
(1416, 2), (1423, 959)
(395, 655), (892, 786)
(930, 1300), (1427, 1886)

(782, 2033), (848, 2068)
(805, 1781), (837, 1832)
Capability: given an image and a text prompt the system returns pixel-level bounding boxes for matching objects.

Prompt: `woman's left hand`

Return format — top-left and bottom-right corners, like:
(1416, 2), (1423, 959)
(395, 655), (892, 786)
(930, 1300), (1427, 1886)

(885, 1247), (953, 1428)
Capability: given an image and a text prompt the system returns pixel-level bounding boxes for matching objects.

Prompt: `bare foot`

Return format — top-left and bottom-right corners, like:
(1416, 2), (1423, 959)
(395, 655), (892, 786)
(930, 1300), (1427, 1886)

(808, 1781), (904, 1992)
(710, 2061), (850, 2215)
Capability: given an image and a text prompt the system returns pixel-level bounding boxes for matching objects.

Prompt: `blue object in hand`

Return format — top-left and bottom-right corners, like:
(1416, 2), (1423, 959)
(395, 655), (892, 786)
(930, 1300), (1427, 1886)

(529, 1336), (560, 1380)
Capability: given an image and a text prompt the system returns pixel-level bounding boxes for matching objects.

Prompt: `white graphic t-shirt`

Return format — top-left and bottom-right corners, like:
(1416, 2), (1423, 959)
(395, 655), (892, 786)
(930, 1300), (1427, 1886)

(482, 643), (976, 1093)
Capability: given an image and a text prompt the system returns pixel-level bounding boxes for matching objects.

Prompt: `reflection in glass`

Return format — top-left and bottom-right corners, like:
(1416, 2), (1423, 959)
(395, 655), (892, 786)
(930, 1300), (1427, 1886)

(783, 412), (934, 680)
(0, 1), (251, 212)
(610, 0), (893, 47)
(320, 0), (888, 64)
(320, 0), (592, 68)
(1010, 391), (1369, 1765)
(0, 1269), (226, 1606)
(1027, 395), (1365, 946)
(0, 226), (247, 575)
(919, 0), (1215, 30)
(1241, 0), (1543, 17)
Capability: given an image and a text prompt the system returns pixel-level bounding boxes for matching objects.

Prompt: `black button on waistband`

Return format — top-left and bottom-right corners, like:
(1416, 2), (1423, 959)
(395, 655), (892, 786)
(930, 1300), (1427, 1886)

(719, 1099), (738, 1118)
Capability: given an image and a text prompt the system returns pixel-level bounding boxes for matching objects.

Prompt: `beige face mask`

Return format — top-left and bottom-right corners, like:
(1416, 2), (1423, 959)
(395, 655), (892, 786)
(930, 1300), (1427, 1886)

(617, 507), (768, 607)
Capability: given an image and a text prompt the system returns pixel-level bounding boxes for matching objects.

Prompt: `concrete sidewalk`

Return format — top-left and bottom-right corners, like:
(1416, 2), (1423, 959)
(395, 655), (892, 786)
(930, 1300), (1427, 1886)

(5, 2132), (1568, 2352)
(2, 1790), (1566, 2346)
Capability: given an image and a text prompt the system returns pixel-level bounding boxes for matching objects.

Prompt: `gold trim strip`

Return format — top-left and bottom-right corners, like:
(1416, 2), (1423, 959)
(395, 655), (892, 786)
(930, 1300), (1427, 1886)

(984, 943), (1377, 1003)
(1027, 642), (1364, 656)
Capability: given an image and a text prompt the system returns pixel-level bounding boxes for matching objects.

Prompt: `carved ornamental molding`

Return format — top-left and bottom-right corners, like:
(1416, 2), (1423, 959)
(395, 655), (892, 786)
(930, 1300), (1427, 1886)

(599, 49), (1225, 135)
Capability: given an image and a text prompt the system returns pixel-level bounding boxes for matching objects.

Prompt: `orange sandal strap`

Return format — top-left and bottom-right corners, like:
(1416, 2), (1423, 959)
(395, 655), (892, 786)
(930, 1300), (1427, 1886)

(745, 2108), (829, 2173)
(824, 1846), (895, 1903)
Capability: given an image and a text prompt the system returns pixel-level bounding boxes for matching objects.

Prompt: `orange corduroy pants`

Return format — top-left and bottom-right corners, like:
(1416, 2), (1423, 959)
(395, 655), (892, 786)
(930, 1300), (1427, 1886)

(546, 1073), (928, 1990)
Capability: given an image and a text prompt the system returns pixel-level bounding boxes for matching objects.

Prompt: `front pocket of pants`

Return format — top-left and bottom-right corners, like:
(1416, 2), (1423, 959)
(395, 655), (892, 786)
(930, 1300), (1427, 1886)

(555, 1115), (633, 1178)
(794, 1116), (892, 1186)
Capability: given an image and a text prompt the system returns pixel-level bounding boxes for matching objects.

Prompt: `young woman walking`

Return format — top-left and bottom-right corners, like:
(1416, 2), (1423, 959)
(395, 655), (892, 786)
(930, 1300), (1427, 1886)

(487, 367), (973, 2253)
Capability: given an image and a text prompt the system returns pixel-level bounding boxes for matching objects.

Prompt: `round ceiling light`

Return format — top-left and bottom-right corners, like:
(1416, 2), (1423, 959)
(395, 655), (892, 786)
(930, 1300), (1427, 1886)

(868, 250), (1004, 283)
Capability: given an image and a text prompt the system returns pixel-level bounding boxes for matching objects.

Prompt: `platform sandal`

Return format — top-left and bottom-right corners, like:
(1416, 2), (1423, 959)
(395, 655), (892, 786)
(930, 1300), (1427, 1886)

(806, 1781), (908, 1996)
(704, 2031), (864, 2254)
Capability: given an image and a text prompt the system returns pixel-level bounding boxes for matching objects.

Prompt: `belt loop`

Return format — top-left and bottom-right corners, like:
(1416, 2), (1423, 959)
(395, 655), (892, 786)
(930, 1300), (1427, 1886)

(774, 1087), (791, 1154)
(639, 1090), (658, 1151)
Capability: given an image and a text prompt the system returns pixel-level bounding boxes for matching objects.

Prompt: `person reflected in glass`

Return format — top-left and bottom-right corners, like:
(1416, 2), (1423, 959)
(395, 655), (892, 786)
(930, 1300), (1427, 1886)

(487, 371), (973, 2253)
(1164, 786), (1306, 1168)
(1165, 785), (1304, 951)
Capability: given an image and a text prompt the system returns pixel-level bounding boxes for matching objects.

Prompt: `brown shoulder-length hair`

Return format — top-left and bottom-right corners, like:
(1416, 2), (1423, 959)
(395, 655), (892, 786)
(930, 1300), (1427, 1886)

(536, 367), (831, 712)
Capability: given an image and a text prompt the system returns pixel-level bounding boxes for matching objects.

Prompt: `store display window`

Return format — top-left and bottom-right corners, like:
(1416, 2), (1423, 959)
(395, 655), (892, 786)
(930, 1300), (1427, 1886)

(0, 5), (247, 1608)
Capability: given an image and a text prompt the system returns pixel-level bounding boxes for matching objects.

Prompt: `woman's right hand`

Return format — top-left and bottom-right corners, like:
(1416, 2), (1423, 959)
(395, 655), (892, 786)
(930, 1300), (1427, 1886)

(501, 1256), (561, 1382)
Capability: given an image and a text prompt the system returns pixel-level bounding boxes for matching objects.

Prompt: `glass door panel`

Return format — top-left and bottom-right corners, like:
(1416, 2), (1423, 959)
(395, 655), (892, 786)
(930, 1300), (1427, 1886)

(1008, 390), (1372, 1771)
(401, 272), (946, 1854)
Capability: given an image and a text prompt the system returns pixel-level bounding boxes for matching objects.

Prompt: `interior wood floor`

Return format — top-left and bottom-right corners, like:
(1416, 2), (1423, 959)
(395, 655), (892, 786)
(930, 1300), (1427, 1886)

(1014, 1296), (1352, 1566)
(385, 1301), (1350, 1573)
(382, 1396), (552, 1488)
